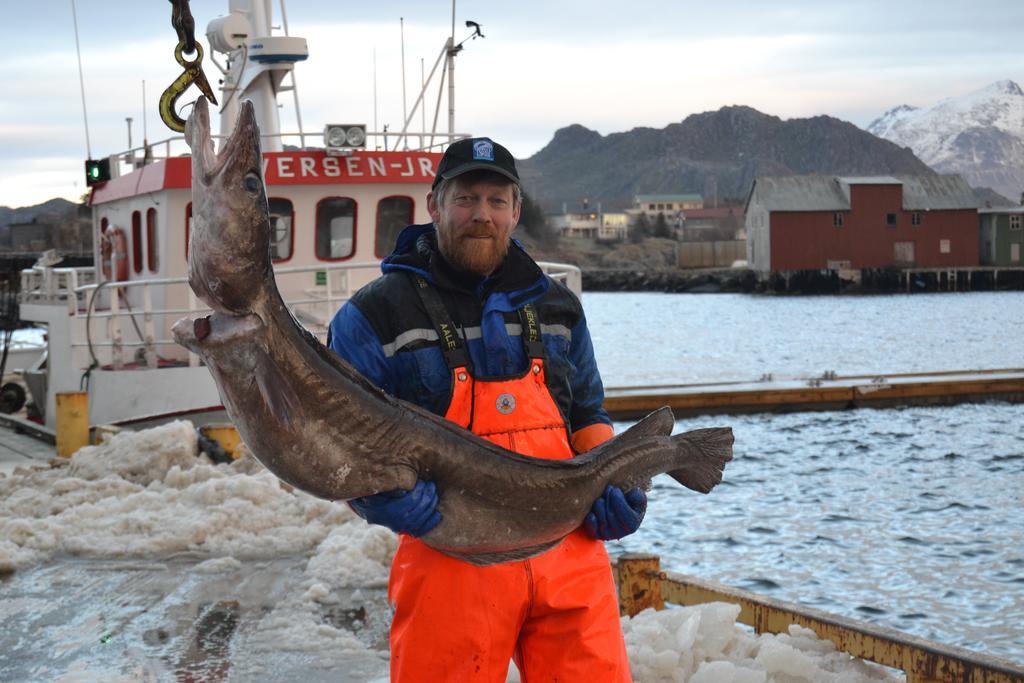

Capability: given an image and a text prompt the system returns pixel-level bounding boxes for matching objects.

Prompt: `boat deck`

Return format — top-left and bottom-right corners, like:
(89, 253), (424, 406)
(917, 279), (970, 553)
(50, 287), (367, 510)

(0, 413), (54, 475)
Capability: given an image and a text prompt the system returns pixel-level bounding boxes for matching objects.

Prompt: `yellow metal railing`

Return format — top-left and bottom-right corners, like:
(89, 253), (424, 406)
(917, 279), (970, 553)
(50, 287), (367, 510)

(614, 554), (1024, 683)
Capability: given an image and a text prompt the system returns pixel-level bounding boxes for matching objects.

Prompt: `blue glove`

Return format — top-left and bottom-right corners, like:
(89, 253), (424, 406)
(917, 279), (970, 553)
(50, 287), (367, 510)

(350, 479), (441, 537)
(583, 485), (647, 541)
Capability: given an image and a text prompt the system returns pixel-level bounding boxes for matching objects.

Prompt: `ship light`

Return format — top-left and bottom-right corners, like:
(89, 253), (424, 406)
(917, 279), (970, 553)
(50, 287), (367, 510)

(324, 124), (367, 156)
(84, 158), (111, 186)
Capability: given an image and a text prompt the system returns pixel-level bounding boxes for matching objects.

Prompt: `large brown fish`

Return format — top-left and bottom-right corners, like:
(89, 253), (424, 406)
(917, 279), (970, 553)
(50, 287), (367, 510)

(172, 98), (733, 566)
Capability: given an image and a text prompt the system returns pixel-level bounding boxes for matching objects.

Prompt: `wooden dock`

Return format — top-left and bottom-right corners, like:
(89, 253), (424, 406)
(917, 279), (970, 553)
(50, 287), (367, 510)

(603, 368), (1024, 419)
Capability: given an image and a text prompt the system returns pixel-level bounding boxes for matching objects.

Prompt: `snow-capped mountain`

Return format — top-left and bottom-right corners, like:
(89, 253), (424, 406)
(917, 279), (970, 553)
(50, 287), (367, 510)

(867, 80), (1024, 202)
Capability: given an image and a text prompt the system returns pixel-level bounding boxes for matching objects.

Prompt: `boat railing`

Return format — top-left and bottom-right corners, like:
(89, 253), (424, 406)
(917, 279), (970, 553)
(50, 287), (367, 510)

(537, 261), (582, 295)
(21, 261), (382, 370)
(21, 259), (582, 370)
(20, 266), (97, 308)
(108, 129), (471, 172)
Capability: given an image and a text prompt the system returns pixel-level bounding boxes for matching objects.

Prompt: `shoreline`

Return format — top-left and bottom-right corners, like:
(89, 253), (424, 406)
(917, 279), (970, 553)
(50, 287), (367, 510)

(581, 267), (1024, 294)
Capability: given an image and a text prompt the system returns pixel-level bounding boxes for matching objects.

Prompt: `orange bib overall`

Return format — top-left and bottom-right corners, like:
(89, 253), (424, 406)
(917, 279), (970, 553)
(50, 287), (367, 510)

(387, 283), (631, 682)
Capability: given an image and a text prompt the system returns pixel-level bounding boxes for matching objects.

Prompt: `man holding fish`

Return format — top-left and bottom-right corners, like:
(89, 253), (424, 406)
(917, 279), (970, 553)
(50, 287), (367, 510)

(329, 138), (645, 681)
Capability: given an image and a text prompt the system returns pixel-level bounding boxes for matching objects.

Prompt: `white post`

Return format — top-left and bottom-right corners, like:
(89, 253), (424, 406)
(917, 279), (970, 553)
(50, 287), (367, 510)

(187, 288), (200, 367)
(109, 289), (123, 370)
(142, 284), (157, 368)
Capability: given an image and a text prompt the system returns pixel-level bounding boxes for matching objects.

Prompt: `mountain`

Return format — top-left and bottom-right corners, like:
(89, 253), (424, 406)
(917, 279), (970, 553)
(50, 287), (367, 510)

(518, 106), (936, 212)
(867, 80), (1024, 203)
(0, 198), (80, 229)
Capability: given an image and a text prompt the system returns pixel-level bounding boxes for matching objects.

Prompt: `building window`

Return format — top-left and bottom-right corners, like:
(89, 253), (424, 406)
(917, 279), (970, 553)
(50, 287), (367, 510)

(131, 210), (143, 274)
(146, 208), (159, 272)
(833, 212), (843, 228)
(375, 196), (414, 258)
(648, 203), (656, 211)
(315, 197), (356, 260)
(911, 212), (922, 226)
(269, 198), (294, 262)
(939, 239), (951, 254)
(1011, 215), (1022, 230)
(886, 213), (897, 228)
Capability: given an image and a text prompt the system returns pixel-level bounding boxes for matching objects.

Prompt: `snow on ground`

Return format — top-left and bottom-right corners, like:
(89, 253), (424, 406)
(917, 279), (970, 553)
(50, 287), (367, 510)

(621, 605), (901, 683)
(0, 422), (904, 682)
(0, 420), (395, 573)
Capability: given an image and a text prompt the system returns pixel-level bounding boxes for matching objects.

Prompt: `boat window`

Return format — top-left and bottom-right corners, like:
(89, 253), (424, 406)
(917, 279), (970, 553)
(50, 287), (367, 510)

(100, 217), (109, 233)
(315, 197), (356, 260)
(131, 211), (143, 274)
(269, 198), (295, 262)
(146, 208), (159, 272)
(376, 196), (414, 258)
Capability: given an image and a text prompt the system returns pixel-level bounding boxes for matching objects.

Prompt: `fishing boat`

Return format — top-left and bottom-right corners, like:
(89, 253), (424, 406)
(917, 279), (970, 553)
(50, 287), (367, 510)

(17, 0), (580, 429)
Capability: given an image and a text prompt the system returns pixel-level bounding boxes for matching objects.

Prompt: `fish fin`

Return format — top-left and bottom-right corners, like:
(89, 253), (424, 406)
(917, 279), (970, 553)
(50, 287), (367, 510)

(666, 427), (734, 493)
(254, 348), (303, 428)
(613, 407), (675, 442)
(436, 538), (563, 566)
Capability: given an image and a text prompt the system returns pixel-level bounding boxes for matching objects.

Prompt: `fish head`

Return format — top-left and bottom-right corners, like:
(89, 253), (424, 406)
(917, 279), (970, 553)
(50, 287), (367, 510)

(185, 98), (271, 314)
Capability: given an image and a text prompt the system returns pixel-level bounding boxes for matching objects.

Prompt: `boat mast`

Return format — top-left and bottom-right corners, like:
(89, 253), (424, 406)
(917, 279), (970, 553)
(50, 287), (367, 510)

(207, 0), (308, 151)
(448, 0), (456, 140)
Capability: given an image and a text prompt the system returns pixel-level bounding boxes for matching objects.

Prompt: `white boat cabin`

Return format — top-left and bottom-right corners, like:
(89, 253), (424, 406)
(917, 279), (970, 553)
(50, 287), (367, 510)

(17, 0), (579, 429)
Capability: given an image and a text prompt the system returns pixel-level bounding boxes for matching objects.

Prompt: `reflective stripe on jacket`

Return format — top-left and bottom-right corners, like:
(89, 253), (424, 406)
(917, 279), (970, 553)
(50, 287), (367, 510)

(327, 223), (612, 436)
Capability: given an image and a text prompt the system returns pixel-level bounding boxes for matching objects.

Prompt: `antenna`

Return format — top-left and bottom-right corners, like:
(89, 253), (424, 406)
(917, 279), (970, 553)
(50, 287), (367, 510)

(421, 57), (426, 143)
(373, 48), (379, 149)
(69, 0), (91, 158)
(394, 3), (483, 150)
(141, 80), (148, 143)
(448, 1), (455, 140)
(400, 17), (408, 149)
(279, 0), (306, 148)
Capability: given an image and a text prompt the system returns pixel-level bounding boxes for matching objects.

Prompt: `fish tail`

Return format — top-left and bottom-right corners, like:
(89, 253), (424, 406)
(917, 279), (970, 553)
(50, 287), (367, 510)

(615, 406), (675, 441)
(666, 427), (734, 493)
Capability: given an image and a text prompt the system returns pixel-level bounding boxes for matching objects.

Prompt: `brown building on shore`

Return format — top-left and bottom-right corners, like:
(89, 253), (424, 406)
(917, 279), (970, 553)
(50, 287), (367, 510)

(744, 175), (979, 273)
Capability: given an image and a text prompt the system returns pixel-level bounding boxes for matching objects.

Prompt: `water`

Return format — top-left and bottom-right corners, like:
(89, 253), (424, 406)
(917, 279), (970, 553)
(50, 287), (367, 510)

(584, 291), (1024, 387)
(583, 291), (1024, 662)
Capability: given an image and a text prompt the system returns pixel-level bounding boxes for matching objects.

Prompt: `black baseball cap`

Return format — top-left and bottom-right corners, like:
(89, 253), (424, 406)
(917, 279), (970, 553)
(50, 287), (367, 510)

(432, 137), (520, 189)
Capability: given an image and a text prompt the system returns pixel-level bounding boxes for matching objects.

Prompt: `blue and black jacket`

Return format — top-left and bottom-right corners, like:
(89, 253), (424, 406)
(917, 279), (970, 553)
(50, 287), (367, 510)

(327, 223), (612, 435)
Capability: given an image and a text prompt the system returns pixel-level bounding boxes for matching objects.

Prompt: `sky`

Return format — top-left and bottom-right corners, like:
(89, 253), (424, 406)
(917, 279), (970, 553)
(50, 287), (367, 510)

(2, 0), (1024, 209)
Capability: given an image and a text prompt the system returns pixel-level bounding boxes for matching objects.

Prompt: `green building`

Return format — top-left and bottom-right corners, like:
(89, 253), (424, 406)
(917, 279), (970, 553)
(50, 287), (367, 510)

(978, 208), (1024, 266)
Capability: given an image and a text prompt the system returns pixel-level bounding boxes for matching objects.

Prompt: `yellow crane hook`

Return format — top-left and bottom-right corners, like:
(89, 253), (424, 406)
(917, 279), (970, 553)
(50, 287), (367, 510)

(159, 40), (218, 133)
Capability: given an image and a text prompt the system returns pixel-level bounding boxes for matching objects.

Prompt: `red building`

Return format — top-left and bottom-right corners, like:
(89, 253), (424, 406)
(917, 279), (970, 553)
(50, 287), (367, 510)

(744, 175), (979, 273)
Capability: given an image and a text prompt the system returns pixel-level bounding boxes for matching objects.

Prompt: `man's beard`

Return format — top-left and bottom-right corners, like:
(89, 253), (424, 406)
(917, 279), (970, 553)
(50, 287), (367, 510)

(436, 220), (511, 276)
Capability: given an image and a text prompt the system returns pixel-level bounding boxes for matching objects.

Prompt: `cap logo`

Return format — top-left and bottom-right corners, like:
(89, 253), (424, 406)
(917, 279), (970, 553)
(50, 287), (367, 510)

(473, 140), (495, 161)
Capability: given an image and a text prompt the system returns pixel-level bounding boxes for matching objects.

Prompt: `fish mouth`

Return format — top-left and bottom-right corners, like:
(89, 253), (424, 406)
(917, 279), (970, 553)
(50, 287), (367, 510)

(172, 312), (264, 351)
(186, 98), (260, 183)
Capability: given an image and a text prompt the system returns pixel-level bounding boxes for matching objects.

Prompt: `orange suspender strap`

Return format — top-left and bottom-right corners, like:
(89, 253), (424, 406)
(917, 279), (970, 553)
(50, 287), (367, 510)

(571, 422), (615, 453)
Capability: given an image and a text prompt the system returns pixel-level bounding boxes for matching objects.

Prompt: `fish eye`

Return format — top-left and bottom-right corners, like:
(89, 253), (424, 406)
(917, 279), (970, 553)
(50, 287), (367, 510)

(243, 172), (262, 194)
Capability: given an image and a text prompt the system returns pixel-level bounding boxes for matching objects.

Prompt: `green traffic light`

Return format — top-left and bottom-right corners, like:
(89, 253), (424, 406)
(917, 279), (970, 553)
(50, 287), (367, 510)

(84, 158), (110, 186)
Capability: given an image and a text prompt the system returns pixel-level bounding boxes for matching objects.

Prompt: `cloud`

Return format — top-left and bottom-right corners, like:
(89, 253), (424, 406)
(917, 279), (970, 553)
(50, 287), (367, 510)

(3, 4), (1024, 207)
(0, 157), (88, 209)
